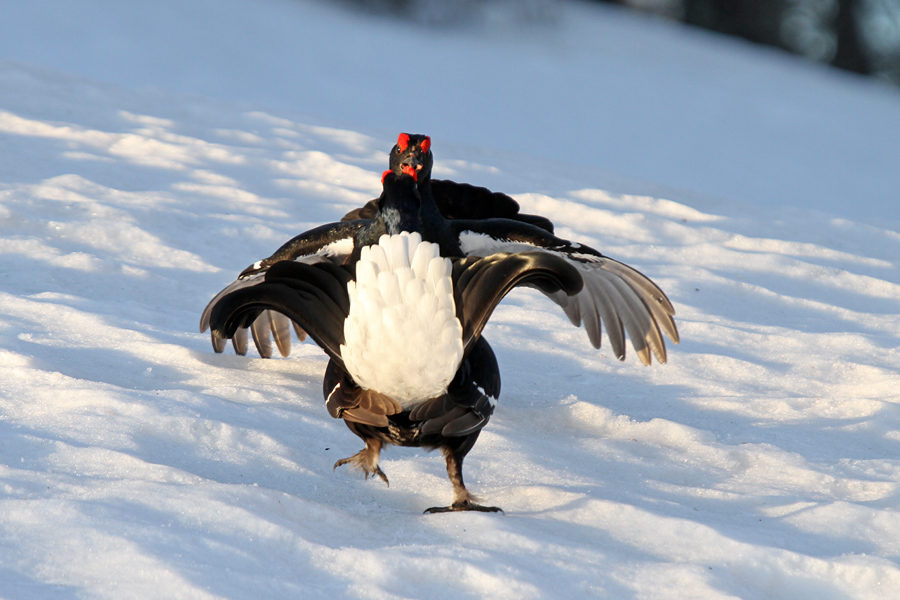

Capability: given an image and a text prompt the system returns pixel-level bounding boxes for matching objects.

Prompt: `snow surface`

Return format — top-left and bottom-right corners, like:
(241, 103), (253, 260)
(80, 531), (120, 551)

(1, 1), (900, 598)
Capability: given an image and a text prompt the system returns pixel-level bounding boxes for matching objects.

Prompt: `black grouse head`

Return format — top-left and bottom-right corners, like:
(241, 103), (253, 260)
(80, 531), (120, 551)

(388, 133), (433, 182)
(378, 169), (423, 234)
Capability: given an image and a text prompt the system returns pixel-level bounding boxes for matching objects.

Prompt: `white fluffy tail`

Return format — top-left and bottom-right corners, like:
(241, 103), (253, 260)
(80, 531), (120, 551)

(341, 232), (464, 407)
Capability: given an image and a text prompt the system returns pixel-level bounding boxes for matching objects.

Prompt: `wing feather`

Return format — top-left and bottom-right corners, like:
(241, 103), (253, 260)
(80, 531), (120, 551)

(200, 221), (359, 357)
(453, 220), (678, 364)
(604, 258), (679, 344)
(451, 252), (583, 354)
(268, 311), (293, 357)
(250, 313), (273, 358)
(208, 261), (354, 367)
(232, 328), (249, 356)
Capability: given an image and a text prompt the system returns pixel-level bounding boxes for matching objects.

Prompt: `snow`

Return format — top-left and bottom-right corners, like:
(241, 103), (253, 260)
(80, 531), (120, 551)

(1, 0), (899, 598)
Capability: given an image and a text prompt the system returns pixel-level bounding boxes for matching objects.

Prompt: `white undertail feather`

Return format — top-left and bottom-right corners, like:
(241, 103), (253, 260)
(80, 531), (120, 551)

(341, 232), (464, 407)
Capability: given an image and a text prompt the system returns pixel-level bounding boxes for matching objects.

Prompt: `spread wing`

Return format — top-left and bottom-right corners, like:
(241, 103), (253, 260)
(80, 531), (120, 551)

(207, 249), (569, 438)
(451, 219), (679, 365)
(199, 220), (363, 357)
(206, 260), (355, 369)
(450, 251), (583, 356)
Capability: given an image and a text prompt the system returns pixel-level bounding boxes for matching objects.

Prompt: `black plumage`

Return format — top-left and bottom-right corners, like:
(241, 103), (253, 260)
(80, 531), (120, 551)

(200, 135), (679, 512)
(209, 173), (581, 512)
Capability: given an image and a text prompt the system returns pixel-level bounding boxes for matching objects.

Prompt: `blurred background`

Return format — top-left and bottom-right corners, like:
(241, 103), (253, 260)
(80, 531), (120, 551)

(346, 0), (900, 86)
(2, 0), (897, 221)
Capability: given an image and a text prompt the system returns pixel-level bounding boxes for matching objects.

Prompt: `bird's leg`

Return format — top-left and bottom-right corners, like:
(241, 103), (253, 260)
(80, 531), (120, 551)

(334, 437), (389, 486)
(424, 445), (502, 514)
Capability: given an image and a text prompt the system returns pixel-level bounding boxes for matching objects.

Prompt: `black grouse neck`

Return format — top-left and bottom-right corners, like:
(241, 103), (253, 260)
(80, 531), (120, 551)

(381, 190), (422, 235)
(362, 170), (462, 257)
(394, 139), (458, 255)
(409, 159), (465, 257)
(352, 173), (422, 256)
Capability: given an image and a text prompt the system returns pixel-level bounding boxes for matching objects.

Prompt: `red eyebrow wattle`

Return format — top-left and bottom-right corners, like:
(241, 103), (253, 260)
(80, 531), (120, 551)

(397, 133), (410, 151)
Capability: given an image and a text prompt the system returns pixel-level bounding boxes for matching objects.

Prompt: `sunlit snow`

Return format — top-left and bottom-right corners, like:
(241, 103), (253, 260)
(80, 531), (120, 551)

(1, 1), (899, 598)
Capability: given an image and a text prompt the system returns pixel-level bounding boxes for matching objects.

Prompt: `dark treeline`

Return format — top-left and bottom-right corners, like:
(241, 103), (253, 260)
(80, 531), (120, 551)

(597, 0), (900, 85)
(339, 0), (900, 86)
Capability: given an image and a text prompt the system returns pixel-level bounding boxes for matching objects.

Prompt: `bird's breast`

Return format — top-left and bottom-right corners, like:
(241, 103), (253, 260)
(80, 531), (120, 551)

(340, 232), (464, 408)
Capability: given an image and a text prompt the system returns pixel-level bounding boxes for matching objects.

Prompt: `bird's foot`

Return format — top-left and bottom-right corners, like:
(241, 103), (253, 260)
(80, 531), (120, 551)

(334, 453), (389, 486)
(424, 500), (503, 514)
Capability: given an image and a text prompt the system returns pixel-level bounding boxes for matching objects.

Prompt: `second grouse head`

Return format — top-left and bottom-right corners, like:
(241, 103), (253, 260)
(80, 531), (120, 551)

(389, 133), (433, 182)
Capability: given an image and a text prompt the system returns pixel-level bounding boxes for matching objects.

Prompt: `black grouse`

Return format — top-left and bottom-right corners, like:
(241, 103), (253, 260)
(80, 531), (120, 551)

(201, 150), (678, 512)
